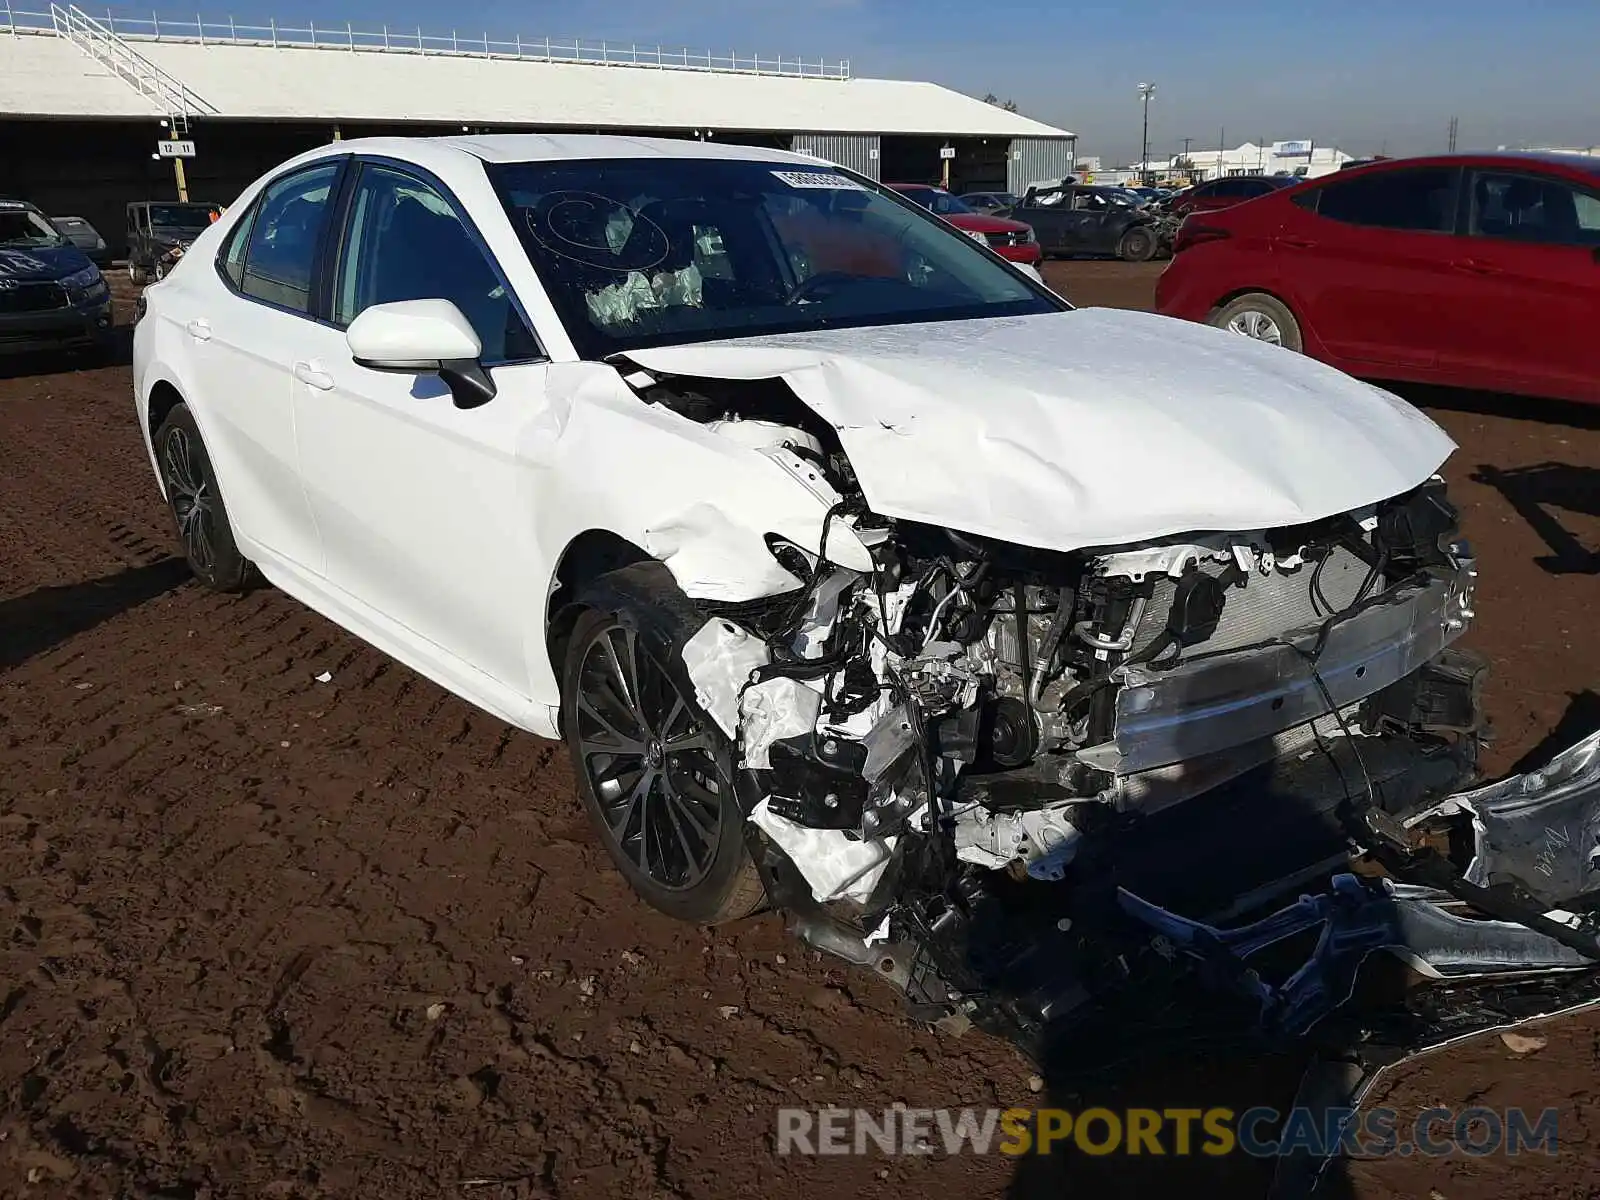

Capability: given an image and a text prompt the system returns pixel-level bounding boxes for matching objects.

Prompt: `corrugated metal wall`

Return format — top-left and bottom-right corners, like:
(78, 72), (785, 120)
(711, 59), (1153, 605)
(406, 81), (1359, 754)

(791, 133), (882, 181)
(1007, 136), (1075, 193)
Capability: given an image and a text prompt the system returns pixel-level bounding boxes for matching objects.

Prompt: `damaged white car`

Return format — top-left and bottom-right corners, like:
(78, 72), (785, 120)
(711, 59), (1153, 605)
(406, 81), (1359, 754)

(134, 136), (1600, 1080)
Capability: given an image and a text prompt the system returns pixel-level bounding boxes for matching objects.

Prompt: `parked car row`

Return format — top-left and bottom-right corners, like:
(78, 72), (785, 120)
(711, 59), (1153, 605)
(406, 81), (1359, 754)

(894, 181), (1177, 263)
(885, 183), (1042, 267)
(1156, 151), (1600, 406)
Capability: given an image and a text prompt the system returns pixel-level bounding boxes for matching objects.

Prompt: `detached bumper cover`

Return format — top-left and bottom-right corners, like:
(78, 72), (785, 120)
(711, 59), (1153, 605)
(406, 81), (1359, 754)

(1118, 729), (1600, 1037)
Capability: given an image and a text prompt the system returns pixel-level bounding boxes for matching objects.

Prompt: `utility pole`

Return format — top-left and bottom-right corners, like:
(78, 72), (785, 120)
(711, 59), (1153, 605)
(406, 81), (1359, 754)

(1447, 116), (1459, 152)
(1137, 81), (1156, 185)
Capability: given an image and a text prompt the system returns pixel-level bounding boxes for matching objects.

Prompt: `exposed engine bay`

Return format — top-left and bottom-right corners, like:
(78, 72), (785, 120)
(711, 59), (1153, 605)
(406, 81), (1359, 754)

(629, 366), (1600, 1078)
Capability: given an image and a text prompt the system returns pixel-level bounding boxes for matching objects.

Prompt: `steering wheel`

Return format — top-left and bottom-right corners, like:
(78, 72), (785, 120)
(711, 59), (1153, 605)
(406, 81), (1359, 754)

(786, 270), (864, 306)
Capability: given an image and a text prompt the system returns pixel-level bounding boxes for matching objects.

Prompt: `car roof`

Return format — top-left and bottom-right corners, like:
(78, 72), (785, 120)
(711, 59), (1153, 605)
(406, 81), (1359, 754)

(313, 134), (822, 169)
(1328, 150), (1600, 180)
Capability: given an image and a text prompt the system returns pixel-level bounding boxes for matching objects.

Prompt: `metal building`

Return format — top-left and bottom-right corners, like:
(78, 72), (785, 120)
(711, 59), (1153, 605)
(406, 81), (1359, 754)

(0, 6), (1073, 238)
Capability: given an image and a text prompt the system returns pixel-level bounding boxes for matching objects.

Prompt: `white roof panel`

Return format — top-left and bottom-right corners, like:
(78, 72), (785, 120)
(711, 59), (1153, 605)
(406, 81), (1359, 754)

(0, 33), (154, 117)
(0, 31), (1072, 138)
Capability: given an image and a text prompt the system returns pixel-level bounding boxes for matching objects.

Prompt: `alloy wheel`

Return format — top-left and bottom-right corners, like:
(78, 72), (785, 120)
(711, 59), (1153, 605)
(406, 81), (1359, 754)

(574, 621), (724, 890)
(162, 425), (217, 575)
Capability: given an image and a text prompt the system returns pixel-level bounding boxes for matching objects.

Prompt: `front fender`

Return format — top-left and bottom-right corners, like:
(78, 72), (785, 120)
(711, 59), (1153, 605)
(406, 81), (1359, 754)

(520, 361), (876, 707)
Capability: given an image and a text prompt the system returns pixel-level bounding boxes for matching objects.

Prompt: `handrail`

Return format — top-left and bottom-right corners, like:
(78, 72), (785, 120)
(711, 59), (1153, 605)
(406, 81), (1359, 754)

(46, 3), (216, 121)
(2, 5), (850, 79)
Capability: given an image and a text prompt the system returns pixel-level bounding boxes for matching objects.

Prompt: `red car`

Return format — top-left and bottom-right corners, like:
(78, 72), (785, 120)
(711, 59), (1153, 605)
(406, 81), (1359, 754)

(1166, 174), (1299, 217)
(1156, 153), (1600, 406)
(886, 183), (1043, 265)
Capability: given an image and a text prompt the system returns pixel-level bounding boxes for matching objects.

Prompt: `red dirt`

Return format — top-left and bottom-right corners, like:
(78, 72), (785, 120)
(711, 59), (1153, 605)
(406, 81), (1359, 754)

(1, 266), (1597, 1199)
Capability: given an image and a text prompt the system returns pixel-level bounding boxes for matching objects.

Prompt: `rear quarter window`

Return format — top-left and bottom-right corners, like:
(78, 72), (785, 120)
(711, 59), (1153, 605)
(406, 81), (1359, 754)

(1311, 167), (1459, 233)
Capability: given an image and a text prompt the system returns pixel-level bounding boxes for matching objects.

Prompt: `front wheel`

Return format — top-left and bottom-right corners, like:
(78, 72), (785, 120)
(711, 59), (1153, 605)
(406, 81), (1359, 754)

(154, 402), (254, 591)
(127, 260), (146, 285)
(1209, 292), (1304, 352)
(560, 563), (765, 924)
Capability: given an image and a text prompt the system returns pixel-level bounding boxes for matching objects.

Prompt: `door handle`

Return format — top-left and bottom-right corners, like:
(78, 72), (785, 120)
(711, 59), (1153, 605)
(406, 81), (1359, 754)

(1277, 236), (1318, 250)
(185, 318), (211, 341)
(293, 360), (334, 391)
(1452, 258), (1501, 276)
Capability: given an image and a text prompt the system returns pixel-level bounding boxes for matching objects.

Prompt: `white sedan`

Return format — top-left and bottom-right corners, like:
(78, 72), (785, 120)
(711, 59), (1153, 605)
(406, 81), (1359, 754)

(133, 135), (1600, 1054)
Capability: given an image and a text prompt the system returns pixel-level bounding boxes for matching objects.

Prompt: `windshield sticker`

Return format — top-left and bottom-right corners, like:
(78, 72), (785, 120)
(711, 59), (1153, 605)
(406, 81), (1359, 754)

(770, 170), (867, 192)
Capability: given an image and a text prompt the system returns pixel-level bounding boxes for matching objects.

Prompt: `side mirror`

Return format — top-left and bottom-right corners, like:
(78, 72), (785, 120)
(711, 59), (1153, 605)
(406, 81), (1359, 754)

(346, 299), (496, 409)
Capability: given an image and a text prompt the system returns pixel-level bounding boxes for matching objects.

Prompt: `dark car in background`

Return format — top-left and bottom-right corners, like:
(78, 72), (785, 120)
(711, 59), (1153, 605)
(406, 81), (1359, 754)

(887, 184), (1042, 266)
(958, 190), (1020, 214)
(51, 215), (112, 267)
(1155, 152), (1600, 405)
(126, 200), (223, 283)
(1010, 182), (1170, 260)
(0, 198), (113, 357)
(1166, 173), (1298, 217)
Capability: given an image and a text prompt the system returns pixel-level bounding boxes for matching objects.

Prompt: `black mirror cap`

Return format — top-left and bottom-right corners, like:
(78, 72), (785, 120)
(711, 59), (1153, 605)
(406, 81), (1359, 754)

(439, 359), (497, 409)
(350, 356), (496, 409)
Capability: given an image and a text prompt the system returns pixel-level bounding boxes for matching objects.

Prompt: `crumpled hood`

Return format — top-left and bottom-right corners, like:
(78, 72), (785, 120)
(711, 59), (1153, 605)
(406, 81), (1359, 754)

(626, 308), (1456, 552)
(0, 244), (92, 281)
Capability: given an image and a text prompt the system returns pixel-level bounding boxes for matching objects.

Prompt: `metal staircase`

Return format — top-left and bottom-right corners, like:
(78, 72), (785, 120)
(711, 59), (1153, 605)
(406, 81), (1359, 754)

(49, 2), (215, 132)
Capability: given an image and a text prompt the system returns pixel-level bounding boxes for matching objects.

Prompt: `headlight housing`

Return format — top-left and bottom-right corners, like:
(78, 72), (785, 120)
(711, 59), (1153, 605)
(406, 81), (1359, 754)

(965, 227), (989, 245)
(60, 265), (101, 290)
(1018, 226), (1036, 244)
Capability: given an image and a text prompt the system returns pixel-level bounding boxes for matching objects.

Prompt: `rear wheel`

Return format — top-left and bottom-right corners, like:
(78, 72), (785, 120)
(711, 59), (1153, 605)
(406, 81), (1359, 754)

(1209, 292), (1304, 352)
(154, 402), (254, 591)
(1118, 226), (1157, 262)
(127, 260), (145, 285)
(560, 563), (765, 924)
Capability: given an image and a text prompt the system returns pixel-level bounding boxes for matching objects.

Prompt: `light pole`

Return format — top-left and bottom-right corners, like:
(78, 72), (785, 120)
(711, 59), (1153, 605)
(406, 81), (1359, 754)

(1137, 82), (1156, 185)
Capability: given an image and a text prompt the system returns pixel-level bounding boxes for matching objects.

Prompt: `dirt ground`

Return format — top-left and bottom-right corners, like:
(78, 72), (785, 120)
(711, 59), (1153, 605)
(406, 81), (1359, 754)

(1, 262), (1598, 1200)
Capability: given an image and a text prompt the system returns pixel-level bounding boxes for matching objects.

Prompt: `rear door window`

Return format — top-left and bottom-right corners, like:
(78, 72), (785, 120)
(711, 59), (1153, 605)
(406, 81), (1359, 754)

(1312, 167), (1459, 233)
(239, 161), (342, 313)
(1468, 171), (1600, 248)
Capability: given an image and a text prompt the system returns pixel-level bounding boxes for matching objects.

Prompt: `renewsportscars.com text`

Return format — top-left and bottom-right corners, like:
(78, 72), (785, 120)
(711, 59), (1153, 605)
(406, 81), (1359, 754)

(776, 1105), (1559, 1159)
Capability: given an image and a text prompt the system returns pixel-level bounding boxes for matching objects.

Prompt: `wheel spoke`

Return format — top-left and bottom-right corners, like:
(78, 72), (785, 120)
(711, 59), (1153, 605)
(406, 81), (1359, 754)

(659, 787), (706, 878)
(663, 771), (718, 843)
(659, 691), (690, 740)
(599, 628), (640, 719)
(575, 692), (646, 756)
(610, 768), (654, 841)
(663, 727), (714, 753)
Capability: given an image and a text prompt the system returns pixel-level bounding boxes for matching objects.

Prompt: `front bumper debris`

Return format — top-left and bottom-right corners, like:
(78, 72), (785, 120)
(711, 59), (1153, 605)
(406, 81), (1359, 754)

(1117, 729), (1600, 1037)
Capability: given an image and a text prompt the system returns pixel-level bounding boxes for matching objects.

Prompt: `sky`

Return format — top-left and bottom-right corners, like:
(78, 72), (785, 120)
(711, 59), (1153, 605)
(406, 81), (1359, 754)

(191, 0), (1600, 162)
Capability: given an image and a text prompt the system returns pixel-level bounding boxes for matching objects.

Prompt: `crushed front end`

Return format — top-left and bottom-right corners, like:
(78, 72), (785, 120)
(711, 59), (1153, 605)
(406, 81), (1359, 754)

(645, 376), (1600, 1066)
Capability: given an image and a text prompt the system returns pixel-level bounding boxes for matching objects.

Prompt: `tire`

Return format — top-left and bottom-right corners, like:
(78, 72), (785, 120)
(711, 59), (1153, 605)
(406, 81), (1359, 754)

(153, 402), (254, 592)
(560, 562), (765, 925)
(127, 260), (146, 285)
(1118, 226), (1157, 263)
(1208, 292), (1305, 353)
(153, 258), (169, 282)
